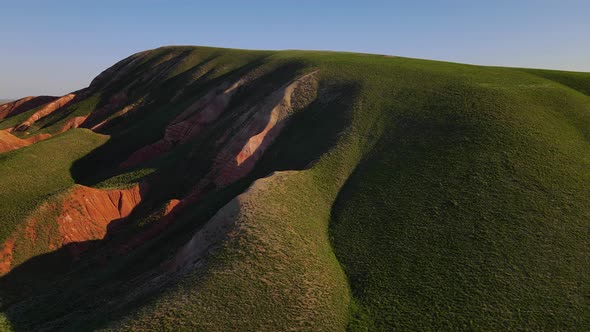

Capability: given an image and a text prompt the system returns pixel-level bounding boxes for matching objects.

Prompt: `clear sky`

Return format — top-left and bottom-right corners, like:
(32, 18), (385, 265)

(1, 0), (589, 98)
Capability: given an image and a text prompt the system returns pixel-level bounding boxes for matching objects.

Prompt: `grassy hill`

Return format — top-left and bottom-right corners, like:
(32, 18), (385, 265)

(0, 46), (588, 331)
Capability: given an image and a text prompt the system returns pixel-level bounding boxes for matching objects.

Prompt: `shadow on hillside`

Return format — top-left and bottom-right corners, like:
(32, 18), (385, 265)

(69, 55), (273, 186)
(0, 80), (360, 331)
(0, 96), (58, 121)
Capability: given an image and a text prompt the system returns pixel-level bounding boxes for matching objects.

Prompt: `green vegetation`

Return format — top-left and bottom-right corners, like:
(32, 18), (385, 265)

(96, 50), (590, 331)
(0, 46), (589, 331)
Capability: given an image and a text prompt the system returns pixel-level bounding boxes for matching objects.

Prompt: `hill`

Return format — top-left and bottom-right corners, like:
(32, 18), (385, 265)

(0, 46), (589, 331)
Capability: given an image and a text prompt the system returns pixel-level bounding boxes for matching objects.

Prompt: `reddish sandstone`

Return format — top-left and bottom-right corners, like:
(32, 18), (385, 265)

(13, 93), (77, 131)
(56, 115), (89, 133)
(0, 238), (15, 275)
(120, 80), (244, 168)
(0, 184), (145, 274)
(57, 185), (143, 247)
(0, 130), (52, 153)
(0, 96), (58, 120)
(119, 73), (318, 254)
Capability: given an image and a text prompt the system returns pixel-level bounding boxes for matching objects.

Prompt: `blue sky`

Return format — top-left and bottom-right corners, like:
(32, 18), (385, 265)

(1, 0), (589, 98)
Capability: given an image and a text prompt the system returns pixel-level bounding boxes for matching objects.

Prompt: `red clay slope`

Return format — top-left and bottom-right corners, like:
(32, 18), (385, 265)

(57, 115), (89, 133)
(120, 80), (245, 168)
(1, 71), (317, 275)
(13, 93), (77, 132)
(198, 71), (318, 189)
(119, 72), (318, 253)
(0, 184), (146, 274)
(0, 96), (58, 120)
(0, 130), (51, 153)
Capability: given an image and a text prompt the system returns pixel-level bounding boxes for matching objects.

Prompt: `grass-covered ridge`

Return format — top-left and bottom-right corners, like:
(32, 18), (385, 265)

(0, 46), (589, 331)
(96, 49), (590, 330)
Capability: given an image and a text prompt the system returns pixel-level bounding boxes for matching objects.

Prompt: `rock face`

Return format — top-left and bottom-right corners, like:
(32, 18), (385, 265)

(0, 96), (58, 120)
(0, 67), (318, 276)
(13, 93), (77, 131)
(218, 72), (318, 186)
(56, 185), (144, 247)
(0, 184), (146, 274)
(0, 239), (15, 275)
(193, 71), (318, 192)
(57, 115), (89, 133)
(118, 72), (319, 254)
(0, 130), (52, 153)
(120, 79), (245, 168)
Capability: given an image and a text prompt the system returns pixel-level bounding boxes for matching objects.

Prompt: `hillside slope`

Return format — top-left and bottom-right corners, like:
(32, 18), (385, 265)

(0, 46), (589, 331)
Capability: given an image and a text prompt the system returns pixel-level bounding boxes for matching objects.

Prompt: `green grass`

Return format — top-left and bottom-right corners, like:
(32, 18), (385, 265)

(110, 51), (590, 330)
(106, 171), (352, 331)
(1, 46), (589, 331)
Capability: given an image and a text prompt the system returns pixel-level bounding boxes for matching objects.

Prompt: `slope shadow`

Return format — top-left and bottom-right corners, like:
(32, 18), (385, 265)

(69, 56), (271, 186)
(0, 81), (359, 331)
(0, 96), (58, 121)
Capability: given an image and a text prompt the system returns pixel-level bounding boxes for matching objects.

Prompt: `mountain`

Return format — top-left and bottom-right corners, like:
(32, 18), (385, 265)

(0, 46), (589, 331)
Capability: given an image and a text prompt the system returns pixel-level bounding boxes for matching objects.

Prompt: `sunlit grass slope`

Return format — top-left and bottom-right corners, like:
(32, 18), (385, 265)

(92, 50), (590, 330)
(0, 46), (588, 331)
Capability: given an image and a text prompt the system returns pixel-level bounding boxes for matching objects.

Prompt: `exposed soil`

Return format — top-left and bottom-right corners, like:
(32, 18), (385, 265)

(120, 79), (246, 168)
(0, 96), (58, 120)
(0, 184), (147, 274)
(0, 238), (15, 274)
(0, 130), (51, 153)
(57, 115), (89, 133)
(13, 94), (77, 132)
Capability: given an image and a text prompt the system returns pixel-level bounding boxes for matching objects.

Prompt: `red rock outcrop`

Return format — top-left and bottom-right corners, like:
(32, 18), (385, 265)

(57, 185), (144, 247)
(0, 184), (146, 274)
(1, 71), (318, 273)
(0, 239), (15, 275)
(0, 96), (58, 120)
(13, 93), (77, 131)
(119, 73), (318, 254)
(0, 130), (52, 153)
(56, 115), (89, 133)
(120, 79), (245, 168)
(197, 71), (318, 190)
(163, 199), (181, 215)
